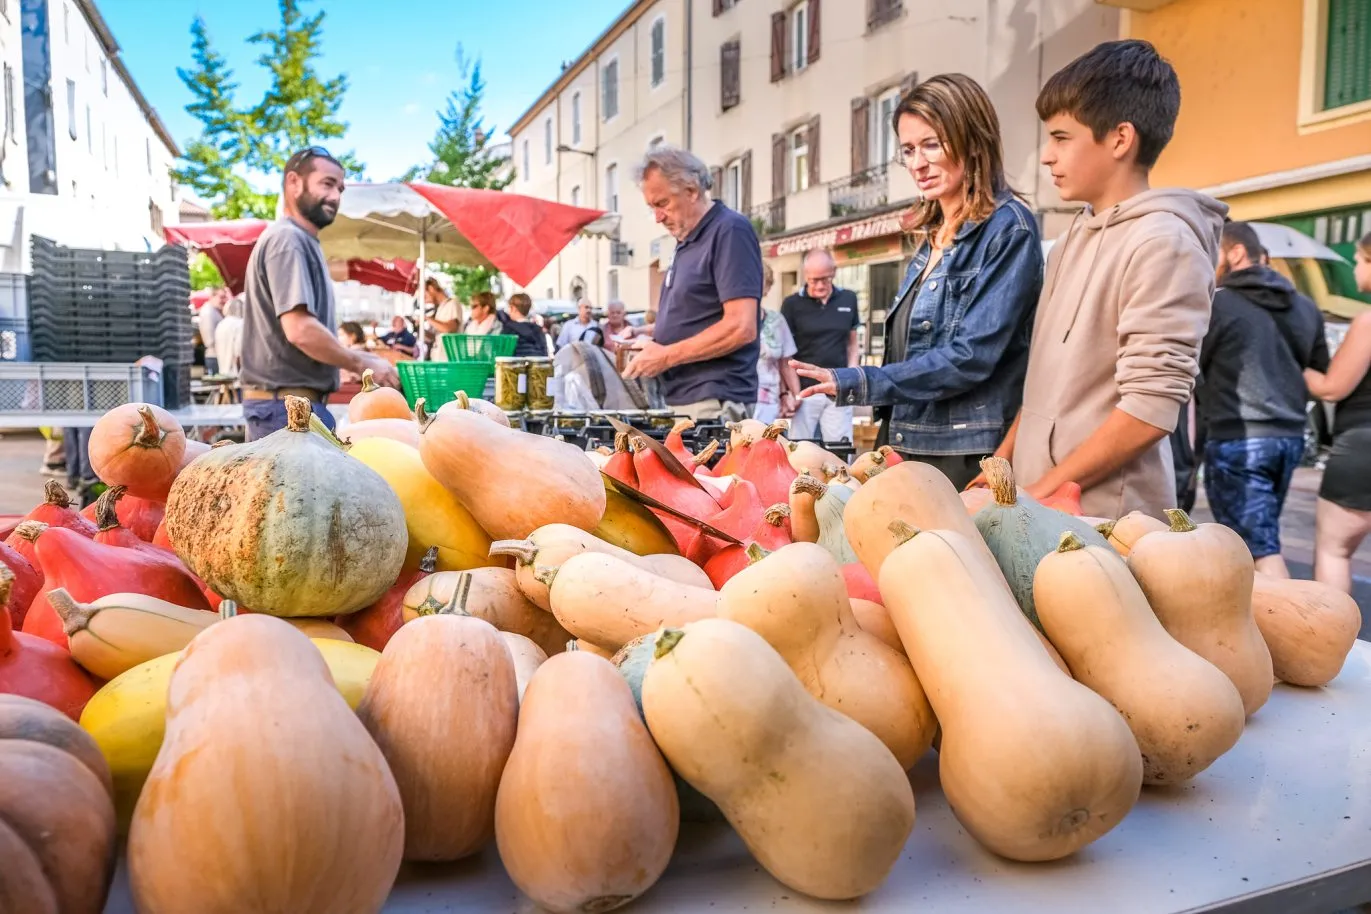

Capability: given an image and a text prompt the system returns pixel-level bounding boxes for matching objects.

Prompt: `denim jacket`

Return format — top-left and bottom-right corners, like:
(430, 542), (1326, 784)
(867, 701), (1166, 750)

(832, 193), (1043, 455)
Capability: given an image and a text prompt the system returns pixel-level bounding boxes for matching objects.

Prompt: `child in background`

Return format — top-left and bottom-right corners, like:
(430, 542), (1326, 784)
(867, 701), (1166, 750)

(984, 39), (1227, 519)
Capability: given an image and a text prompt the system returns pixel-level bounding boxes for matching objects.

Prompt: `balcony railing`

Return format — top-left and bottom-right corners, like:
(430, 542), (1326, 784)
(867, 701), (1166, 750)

(828, 164), (889, 220)
(749, 199), (787, 238)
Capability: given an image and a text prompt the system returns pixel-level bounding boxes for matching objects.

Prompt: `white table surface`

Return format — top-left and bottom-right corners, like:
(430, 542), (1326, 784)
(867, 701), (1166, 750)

(0, 404), (349, 429)
(103, 644), (1371, 914)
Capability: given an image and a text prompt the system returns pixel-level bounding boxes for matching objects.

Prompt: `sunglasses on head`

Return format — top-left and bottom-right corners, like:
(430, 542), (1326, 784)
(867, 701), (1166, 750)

(286, 145), (336, 170)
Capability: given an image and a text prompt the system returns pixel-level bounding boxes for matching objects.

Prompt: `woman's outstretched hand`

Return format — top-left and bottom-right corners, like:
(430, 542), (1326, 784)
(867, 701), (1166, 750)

(789, 360), (837, 398)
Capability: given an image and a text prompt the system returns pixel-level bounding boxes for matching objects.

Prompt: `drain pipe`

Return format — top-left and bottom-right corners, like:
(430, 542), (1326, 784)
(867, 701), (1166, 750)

(684, 0), (694, 148)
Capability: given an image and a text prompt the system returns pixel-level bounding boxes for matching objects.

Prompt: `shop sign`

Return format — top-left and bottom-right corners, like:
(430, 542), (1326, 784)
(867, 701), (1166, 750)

(764, 212), (905, 258)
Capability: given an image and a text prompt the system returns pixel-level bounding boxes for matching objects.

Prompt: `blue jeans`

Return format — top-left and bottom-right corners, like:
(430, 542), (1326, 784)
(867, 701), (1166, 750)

(1203, 436), (1304, 558)
(242, 398), (336, 442)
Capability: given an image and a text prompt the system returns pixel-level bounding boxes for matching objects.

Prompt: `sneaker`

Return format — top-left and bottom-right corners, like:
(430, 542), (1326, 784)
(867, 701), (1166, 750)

(39, 463), (65, 477)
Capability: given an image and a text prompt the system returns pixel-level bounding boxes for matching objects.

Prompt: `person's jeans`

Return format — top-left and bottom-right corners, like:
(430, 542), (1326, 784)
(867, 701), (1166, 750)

(788, 392), (855, 444)
(1203, 436), (1304, 559)
(243, 399), (337, 442)
(203, 356), (219, 376)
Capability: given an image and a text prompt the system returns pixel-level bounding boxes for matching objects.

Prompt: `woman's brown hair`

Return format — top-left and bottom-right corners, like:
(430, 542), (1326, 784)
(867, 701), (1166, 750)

(471, 291), (497, 312)
(894, 73), (1011, 240)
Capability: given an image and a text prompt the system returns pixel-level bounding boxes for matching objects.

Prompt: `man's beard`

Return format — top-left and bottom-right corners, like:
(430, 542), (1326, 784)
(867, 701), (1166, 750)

(298, 192), (338, 230)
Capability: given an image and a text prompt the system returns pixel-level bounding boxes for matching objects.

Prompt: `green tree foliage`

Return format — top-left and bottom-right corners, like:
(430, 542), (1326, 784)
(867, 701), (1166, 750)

(174, 0), (360, 219)
(188, 253), (225, 291)
(406, 51), (512, 301)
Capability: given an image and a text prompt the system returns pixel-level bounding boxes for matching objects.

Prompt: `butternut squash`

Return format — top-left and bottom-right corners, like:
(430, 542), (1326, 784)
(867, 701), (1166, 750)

(1102, 511), (1168, 557)
(546, 551), (719, 653)
(718, 543), (934, 767)
(879, 526), (1142, 861)
(419, 404), (605, 539)
(570, 638), (615, 659)
(844, 459), (989, 579)
(495, 651), (677, 913)
(850, 597), (902, 653)
(347, 369), (413, 423)
(402, 569), (571, 658)
(489, 522), (711, 612)
(127, 616), (404, 914)
(435, 389), (511, 427)
(359, 614), (518, 862)
(643, 619), (916, 900)
(282, 616), (354, 642)
(1128, 510), (1273, 716)
(1035, 533), (1245, 785)
(501, 632), (547, 702)
(1251, 574), (1361, 687)
(348, 436), (494, 572)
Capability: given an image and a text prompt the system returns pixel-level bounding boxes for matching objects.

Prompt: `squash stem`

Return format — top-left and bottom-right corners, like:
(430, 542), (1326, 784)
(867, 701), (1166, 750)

(419, 546), (440, 574)
(283, 396), (313, 432)
(887, 519), (921, 544)
(489, 540), (538, 565)
(613, 431), (631, 454)
(441, 572), (474, 616)
(1164, 508), (1197, 533)
(692, 439), (719, 466)
(359, 369), (378, 394)
(134, 405), (164, 447)
(654, 628), (685, 659)
(744, 542), (769, 565)
(789, 473), (827, 498)
(531, 564), (558, 587)
(0, 567), (13, 646)
(980, 456), (1018, 507)
(762, 422), (786, 442)
(47, 588), (93, 636)
(94, 485), (127, 531)
(762, 503), (791, 526)
(414, 398), (434, 432)
(219, 600), (239, 620)
(42, 479), (72, 508)
(1095, 520), (1117, 539)
(455, 390), (471, 411)
(12, 520), (47, 543)
(1056, 531), (1086, 553)
(671, 417), (695, 436)
(864, 462), (887, 480)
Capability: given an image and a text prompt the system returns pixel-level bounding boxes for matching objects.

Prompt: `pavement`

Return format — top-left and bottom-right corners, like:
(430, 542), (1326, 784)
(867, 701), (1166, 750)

(2, 427), (1368, 637)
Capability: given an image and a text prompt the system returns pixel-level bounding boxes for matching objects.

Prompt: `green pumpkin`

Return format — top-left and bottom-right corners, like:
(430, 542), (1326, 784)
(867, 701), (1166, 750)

(611, 633), (725, 824)
(973, 458), (1108, 632)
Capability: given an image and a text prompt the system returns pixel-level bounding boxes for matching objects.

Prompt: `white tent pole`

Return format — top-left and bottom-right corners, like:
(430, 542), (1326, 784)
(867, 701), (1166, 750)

(416, 224), (428, 359)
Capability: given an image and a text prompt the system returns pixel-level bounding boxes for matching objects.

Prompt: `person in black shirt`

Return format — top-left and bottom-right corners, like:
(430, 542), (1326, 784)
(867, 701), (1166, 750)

(782, 248), (860, 443)
(379, 315), (417, 358)
(499, 293), (553, 358)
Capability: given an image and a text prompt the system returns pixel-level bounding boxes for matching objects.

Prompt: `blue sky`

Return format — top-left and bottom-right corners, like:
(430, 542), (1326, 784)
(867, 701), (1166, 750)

(102, 0), (632, 185)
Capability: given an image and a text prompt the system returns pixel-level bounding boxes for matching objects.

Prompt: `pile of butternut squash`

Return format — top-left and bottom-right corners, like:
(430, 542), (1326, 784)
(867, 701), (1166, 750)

(3, 398), (1365, 913)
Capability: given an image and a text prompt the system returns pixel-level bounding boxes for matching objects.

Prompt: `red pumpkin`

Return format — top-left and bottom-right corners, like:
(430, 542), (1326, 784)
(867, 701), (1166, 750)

(701, 504), (795, 588)
(337, 547), (438, 651)
(22, 526), (209, 649)
(842, 562), (882, 604)
(0, 539), (42, 629)
(1041, 481), (1084, 517)
(736, 424), (799, 507)
(0, 568), (99, 720)
(82, 487), (165, 543)
(12, 481), (96, 538)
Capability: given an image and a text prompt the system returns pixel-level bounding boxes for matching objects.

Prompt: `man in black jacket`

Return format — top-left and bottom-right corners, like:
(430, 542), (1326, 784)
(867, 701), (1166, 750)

(1198, 221), (1330, 577)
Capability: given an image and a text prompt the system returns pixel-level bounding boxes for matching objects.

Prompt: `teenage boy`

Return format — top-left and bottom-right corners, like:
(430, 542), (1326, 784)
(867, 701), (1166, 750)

(988, 40), (1227, 519)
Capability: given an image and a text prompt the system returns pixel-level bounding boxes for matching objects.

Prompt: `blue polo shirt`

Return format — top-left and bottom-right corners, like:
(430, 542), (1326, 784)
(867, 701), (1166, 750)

(654, 201), (764, 406)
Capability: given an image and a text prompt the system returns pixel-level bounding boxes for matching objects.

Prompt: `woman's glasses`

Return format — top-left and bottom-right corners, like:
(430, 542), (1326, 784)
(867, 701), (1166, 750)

(895, 139), (945, 166)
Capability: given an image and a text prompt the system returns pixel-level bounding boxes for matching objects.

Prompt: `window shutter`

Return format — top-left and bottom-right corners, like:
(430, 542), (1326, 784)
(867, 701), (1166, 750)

(721, 40), (742, 111)
(807, 115), (821, 188)
(851, 97), (870, 176)
(772, 132), (787, 200)
(713, 0), (724, 16)
(710, 166), (724, 200)
(741, 150), (753, 212)
(770, 12), (787, 83)
(1325, 0), (1371, 110)
(900, 70), (920, 99)
(807, 0), (822, 64)
(868, 0), (903, 31)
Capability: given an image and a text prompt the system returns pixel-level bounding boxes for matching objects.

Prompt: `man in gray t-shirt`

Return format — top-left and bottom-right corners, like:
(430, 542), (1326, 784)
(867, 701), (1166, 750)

(240, 146), (399, 440)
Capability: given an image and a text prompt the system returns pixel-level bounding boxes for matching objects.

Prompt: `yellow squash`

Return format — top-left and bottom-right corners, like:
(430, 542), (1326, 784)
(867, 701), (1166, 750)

(348, 436), (493, 572)
(80, 639), (380, 830)
(47, 588), (221, 681)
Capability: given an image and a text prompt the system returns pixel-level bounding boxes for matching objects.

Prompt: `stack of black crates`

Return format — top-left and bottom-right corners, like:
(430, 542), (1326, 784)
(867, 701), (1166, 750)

(28, 237), (194, 408)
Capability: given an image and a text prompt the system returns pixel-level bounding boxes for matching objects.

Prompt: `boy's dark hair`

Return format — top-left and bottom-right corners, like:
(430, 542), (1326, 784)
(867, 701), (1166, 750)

(1036, 40), (1180, 168)
(1220, 222), (1263, 263)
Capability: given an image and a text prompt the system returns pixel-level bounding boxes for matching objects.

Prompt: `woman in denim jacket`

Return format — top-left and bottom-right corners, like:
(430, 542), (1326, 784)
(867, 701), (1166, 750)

(793, 74), (1043, 489)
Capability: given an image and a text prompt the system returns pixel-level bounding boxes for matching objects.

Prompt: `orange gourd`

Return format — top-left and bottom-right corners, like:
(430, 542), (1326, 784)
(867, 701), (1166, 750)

(339, 417), (421, 449)
(82, 486), (164, 542)
(89, 403), (187, 500)
(348, 369), (413, 423)
(1250, 574), (1361, 687)
(0, 568), (99, 720)
(402, 568), (572, 658)
(1101, 511), (1168, 557)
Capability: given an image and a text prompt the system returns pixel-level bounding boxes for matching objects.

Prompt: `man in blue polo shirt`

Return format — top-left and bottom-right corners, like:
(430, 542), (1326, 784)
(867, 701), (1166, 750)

(623, 146), (763, 422)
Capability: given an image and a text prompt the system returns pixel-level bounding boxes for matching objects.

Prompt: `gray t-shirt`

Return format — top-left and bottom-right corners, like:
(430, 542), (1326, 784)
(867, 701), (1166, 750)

(240, 218), (339, 392)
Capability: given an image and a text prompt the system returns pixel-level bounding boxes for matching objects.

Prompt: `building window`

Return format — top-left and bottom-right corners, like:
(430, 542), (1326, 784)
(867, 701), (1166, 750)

(605, 163), (619, 212)
(544, 118), (552, 165)
(521, 139), (530, 177)
(1324, 0), (1371, 110)
(571, 92), (582, 145)
(149, 200), (163, 236)
(721, 38), (741, 111)
(608, 269), (620, 301)
(651, 18), (666, 87)
(84, 32), (89, 71)
(63, 2), (69, 43)
(791, 4), (809, 74)
(868, 0), (903, 31)
(65, 79), (76, 140)
(872, 88), (900, 166)
(722, 158), (743, 210)
(100, 59), (108, 96)
(0, 0), (9, 22)
(146, 138), (152, 175)
(602, 58), (619, 121)
(789, 128), (809, 193)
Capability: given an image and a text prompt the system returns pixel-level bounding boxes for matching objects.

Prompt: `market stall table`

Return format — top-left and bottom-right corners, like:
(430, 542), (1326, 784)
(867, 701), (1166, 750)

(103, 644), (1371, 914)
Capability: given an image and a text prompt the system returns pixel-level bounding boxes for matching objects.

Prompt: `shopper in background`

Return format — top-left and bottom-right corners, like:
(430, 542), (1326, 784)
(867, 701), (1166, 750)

(214, 297), (245, 377)
(379, 314), (417, 358)
(793, 74), (1042, 490)
(240, 146), (399, 440)
(601, 300), (636, 353)
(557, 298), (599, 349)
(1304, 231), (1371, 594)
(499, 293), (553, 357)
(198, 287), (227, 375)
(624, 144), (762, 422)
(783, 249), (860, 443)
(1198, 221), (1328, 577)
(754, 263), (800, 425)
(463, 291), (500, 336)
(337, 321), (370, 383)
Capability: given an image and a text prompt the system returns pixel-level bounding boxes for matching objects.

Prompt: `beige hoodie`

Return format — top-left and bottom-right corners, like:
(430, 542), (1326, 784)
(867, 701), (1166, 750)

(1013, 188), (1227, 519)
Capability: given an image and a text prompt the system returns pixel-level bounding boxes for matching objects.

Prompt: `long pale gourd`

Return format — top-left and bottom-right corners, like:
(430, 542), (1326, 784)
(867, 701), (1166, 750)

(1035, 533), (1245, 785)
(879, 526), (1141, 861)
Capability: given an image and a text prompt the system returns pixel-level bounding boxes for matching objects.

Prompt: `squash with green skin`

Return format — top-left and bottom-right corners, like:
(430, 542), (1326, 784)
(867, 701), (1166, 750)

(972, 457), (1107, 632)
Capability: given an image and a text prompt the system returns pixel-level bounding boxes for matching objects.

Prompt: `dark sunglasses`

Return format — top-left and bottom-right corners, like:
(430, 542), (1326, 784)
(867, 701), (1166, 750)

(286, 145), (336, 171)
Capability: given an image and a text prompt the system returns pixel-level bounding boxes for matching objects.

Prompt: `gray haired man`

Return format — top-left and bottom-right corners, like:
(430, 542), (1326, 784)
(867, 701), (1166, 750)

(623, 144), (763, 423)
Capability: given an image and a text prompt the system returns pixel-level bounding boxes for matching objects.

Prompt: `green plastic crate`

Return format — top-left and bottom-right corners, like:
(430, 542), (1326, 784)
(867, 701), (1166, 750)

(397, 361), (494, 410)
(440, 333), (517, 362)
